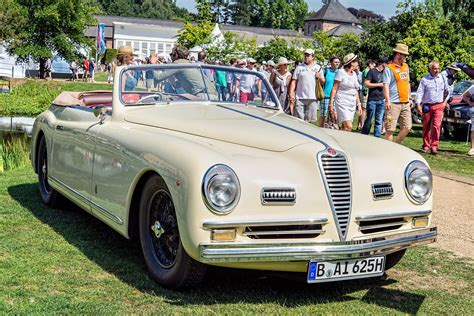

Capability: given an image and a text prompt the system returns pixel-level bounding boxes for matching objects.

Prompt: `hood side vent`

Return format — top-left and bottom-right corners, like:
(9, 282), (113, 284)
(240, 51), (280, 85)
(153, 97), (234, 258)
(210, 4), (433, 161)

(372, 183), (394, 200)
(261, 188), (296, 205)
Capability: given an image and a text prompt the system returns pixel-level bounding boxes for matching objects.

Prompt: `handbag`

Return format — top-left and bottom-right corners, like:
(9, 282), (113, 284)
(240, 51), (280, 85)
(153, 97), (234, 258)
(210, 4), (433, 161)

(316, 79), (324, 101)
(324, 114), (339, 130)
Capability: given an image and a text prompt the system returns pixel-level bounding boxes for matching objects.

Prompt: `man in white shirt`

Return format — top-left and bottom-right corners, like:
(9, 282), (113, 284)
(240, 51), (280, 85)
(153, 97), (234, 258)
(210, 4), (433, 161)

(235, 58), (261, 104)
(463, 86), (474, 156)
(288, 48), (325, 122)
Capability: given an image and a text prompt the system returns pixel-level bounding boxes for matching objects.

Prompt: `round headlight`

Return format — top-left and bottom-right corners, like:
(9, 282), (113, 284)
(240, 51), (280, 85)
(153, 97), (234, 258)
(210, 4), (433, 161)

(202, 164), (240, 214)
(404, 161), (432, 204)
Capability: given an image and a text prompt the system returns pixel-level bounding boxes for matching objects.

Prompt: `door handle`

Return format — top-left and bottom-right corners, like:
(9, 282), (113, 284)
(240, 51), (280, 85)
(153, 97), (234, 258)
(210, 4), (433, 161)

(56, 125), (65, 131)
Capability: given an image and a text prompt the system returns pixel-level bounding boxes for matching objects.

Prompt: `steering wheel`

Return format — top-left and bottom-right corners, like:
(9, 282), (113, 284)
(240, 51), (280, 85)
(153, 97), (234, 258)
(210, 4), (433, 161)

(136, 93), (164, 104)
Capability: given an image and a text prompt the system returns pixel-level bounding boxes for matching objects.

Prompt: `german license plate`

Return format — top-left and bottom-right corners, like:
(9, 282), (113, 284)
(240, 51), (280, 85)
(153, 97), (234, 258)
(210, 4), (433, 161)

(307, 256), (385, 283)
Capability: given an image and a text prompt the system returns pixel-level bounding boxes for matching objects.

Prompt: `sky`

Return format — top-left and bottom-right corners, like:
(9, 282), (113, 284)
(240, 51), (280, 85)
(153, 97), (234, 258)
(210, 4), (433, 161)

(175, 0), (399, 19)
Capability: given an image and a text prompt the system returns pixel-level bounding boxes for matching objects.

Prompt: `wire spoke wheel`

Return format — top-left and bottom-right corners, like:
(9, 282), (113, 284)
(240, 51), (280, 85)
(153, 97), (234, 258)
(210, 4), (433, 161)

(149, 190), (179, 268)
(139, 175), (207, 289)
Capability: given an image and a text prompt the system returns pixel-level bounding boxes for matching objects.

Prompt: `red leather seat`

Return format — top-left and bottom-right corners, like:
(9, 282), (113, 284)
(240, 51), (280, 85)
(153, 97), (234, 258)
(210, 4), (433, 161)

(80, 92), (113, 108)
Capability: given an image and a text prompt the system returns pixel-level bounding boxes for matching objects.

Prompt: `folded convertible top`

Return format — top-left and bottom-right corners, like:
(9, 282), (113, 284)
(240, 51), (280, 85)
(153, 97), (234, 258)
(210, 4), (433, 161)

(52, 90), (112, 106)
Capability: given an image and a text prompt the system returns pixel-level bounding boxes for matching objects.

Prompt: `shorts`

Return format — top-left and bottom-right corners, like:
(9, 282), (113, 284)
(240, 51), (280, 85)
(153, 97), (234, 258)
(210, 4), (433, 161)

(240, 91), (254, 103)
(361, 93), (368, 109)
(471, 107), (474, 131)
(294, 99), (318, 122)
(385, 102), (412, 132)
(320, 97), (330, 117)
(146, 79), (154, 90)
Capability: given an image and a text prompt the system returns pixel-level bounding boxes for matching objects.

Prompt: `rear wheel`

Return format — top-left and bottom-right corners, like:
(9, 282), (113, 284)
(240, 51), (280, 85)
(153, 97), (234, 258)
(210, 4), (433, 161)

(452, 127), (469, 141)
(37, 136), (62, 207)
(384, 249), (407, 271)
(139, 175), (206, 289)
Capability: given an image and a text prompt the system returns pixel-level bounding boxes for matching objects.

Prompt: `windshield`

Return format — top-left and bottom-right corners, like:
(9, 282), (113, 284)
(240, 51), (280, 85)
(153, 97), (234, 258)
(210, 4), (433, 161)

(452, 81), (472, 95)
(119, 64), (279, 109)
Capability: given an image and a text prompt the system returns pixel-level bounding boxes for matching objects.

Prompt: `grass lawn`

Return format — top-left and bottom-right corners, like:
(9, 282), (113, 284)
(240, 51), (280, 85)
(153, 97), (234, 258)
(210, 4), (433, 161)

(402, 125), (473, 178)
(348, 115), (473, 178)
(0, 79), (112, 117)
(93, 71), (109, 83)
(1, 167), (473, 314)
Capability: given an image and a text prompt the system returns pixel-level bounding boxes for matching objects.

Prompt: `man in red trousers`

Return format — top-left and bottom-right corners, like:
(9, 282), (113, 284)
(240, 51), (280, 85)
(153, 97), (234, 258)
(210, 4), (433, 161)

(415, 61), (449, 154)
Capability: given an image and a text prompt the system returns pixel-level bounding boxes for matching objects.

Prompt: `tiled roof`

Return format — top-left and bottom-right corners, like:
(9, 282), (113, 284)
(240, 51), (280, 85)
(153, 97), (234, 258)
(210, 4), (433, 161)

(326, 24), (364, 36)
(305, 0), (360, 25)
(88, 15), (313, 45)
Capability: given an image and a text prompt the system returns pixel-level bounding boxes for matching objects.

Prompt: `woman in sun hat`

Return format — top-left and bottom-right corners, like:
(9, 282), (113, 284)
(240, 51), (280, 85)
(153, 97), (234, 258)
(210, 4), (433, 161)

(117, 45), (138, 91)
(270, 57), (292, 113)
(329, 53), (361, 131)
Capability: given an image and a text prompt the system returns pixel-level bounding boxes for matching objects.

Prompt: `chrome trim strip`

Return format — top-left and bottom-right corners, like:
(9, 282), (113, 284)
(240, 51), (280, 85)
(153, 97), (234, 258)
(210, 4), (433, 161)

(49, 176), (89, 205)
(202, 217), (328, 230)
(244, 230), (325, 236)
(199, 227), (437, 262)
(49, 176), (124, 225)
(89, 200), (124, 225)
(359, 221), (407, 231)
(216, 104), (330, 149)
(317, 150), (352, 241)
(355, 210), (432, 221)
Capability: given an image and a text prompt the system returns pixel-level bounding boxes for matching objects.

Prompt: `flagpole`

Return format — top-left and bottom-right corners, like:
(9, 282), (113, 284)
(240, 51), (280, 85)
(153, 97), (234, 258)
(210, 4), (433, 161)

(96, 24), (99, 70)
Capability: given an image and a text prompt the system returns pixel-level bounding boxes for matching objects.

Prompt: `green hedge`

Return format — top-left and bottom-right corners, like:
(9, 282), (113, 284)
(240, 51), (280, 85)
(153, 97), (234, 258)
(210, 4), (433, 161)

(0, 80), (112, 117)
(104, 48), (118, 65)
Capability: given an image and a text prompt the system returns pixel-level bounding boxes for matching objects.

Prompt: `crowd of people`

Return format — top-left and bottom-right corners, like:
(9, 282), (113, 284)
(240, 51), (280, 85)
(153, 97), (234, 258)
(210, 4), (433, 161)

(80, 43), (473, 155)
(69, 57), (97, 82)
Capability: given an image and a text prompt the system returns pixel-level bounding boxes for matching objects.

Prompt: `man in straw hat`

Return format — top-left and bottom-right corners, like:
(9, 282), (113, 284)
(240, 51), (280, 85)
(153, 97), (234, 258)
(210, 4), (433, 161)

(289, 48), (325, 122)
(383, 43), (412, 144)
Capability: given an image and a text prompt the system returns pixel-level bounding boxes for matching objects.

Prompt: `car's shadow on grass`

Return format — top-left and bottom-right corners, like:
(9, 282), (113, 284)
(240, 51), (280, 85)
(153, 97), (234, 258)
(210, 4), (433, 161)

(9, 182), (425, 313)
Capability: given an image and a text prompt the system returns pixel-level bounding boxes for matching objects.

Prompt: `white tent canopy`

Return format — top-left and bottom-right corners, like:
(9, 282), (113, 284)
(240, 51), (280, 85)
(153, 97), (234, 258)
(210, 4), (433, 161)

(190, 24), (225, 60)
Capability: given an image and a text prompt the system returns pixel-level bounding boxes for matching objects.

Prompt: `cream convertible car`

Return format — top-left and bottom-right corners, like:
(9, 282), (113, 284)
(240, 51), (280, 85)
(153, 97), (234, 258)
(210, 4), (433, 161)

(31, 64), (437, 289)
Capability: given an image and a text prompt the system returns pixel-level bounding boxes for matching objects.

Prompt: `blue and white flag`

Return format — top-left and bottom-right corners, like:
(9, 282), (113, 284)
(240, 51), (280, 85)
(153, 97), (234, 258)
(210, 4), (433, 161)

(97, 23), (106, 55)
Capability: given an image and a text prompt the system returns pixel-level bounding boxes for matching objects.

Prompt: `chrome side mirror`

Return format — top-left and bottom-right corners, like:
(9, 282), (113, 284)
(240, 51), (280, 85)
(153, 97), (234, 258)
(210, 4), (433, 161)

(93, 105), (107, 124)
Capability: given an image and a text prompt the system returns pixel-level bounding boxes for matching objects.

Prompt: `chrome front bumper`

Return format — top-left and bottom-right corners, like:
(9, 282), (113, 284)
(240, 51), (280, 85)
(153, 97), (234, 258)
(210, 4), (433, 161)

(199, 227), (437, 263)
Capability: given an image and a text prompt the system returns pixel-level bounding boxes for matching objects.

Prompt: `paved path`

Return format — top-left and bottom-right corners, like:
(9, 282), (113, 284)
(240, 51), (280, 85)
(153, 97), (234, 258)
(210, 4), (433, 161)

(431, 174), (474, 259)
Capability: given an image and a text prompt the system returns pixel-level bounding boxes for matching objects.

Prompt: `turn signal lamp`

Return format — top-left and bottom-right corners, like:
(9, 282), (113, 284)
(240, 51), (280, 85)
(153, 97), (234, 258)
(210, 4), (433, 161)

(211, 229), (236, 242)
(412, 216), (429, 228)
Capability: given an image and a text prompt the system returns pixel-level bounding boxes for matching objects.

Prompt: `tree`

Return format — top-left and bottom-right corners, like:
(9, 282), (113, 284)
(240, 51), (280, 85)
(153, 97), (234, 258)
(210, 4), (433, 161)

(5, 0), (99, 77)
(176, 20), (214, 49)
(0, 0), (26, 42)
(357, 0), (473, 85)
(312, 31), (363, 64)
(206, 32), (258, 61)
(97, 0), (192, 20)
(263, 0), (308, 30)
(403, 17), (471, 83)
(254, 37), (302, 64)
(226, 0), (309, 30)
(196, 0), (214, 22)
(348, 7), (384, 22)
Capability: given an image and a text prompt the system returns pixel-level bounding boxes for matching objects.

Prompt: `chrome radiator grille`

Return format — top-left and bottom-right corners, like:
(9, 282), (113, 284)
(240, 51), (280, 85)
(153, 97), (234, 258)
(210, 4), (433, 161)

(319, 151), (352, 241)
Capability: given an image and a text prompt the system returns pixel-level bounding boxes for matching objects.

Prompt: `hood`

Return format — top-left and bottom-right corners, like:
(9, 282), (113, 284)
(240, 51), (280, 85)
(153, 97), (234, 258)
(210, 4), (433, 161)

(124, 103), (339, 152)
